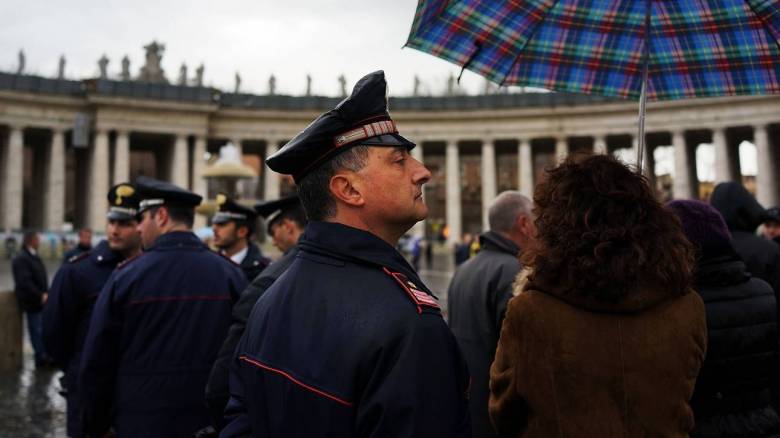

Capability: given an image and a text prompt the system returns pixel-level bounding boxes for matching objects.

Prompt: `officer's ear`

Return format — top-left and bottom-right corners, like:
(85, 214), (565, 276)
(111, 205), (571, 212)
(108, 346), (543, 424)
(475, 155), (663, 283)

(329, 171), (365, 208)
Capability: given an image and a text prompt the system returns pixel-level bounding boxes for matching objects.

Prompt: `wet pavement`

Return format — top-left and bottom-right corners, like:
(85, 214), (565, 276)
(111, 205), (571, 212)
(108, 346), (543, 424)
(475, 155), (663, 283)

(0, 245), (458, 437)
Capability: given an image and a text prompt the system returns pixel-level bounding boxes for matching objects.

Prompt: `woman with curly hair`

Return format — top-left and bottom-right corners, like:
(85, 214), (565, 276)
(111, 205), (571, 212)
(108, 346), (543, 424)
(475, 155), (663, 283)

(489, 153), (707, 437)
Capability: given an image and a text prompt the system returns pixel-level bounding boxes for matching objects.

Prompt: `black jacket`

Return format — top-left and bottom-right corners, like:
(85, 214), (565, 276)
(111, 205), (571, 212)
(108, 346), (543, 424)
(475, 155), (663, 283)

(12, 247), (48, 313)
(205, 243), (300, 428)
(447, 231), (520, 438)
(690, 249), (780, 438)
(238, 243), (270, 283)
(711, 182), (780, 294)
(221, 222), (471, 437)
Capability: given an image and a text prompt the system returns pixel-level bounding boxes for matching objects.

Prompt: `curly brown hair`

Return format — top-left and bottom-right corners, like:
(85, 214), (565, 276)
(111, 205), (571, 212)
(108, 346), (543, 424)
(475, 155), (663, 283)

(521, 153), (695, 302)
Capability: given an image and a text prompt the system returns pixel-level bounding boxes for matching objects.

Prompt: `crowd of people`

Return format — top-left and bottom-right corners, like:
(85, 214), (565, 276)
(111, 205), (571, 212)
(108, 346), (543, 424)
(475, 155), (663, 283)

(9, 70), (780, 437)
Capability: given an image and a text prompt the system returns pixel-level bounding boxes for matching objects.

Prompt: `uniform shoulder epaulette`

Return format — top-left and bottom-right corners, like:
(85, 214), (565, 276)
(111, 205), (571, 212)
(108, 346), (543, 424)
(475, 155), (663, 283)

(67, 251), (91, 264)
(116, 253), (143, 270)
(382, 267), (440, 314)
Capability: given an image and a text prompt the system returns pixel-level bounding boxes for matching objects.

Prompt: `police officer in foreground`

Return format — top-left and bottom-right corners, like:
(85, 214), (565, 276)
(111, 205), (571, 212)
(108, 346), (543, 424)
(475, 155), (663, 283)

(212, 193), (269, 281)
(43, 183), (143, 438)
(204, 195), (307, 433)
(78, 176), (247, 438)
(221, 71), (471, 437)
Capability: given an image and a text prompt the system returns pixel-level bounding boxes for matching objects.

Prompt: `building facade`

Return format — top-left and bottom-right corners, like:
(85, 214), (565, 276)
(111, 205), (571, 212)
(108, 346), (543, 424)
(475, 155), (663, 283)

(1, 72), (779, 243)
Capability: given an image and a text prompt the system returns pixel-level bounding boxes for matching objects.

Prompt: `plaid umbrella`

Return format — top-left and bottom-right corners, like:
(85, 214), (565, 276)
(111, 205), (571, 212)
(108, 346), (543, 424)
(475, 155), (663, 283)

(405, 0), (780, 166)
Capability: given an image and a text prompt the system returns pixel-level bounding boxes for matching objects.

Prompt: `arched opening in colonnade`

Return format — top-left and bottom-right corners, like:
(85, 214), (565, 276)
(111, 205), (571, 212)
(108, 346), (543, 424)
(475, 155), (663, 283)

(22, 128), (51, 229)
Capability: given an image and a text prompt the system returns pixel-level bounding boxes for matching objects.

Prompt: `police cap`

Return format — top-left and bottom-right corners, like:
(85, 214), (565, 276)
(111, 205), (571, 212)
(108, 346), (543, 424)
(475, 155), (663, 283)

(265, 70), (415, 182)
(134, 176), (203, 216)
(107, 182), (141, 221)
(213, 193), (257, 224)
(766, 207), (780, 224)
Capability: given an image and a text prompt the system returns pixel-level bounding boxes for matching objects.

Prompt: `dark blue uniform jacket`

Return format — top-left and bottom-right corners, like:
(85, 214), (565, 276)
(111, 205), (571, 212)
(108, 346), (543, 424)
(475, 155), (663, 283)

(43, 240), (122, 438)
(221, 221), (471, 438)
(79, 231), (247, 438)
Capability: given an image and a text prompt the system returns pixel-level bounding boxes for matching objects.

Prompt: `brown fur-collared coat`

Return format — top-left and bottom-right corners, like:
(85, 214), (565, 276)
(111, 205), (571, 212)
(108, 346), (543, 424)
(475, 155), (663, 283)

(489, 276), (707, 438)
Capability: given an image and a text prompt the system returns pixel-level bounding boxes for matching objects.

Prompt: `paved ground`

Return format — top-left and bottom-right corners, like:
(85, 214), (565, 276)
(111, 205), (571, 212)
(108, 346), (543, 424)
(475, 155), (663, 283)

(0, 245), (458, 437)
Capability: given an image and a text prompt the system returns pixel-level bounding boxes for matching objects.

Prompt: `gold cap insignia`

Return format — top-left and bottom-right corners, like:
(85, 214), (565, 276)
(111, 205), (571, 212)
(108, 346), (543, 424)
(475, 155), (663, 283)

(115, 185), (134, 205)
(216, 193), (227, 206)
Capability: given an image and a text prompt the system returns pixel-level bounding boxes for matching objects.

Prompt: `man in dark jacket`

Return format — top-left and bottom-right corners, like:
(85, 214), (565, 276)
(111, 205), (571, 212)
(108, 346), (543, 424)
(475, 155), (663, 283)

(204, 195), (307, 432)
(212, 193), (270, 282)
(43, 183), (142, 438)
(669, 200), (780, 437)
(448, 190), (534, 438)
(221, 71), (471, 437)
(78, 177), (247, 438)
(710, 181), (780, 295)
(763, 207), (780, 244)
(62, 228), (92, 262)
(12, 230), (50, 367)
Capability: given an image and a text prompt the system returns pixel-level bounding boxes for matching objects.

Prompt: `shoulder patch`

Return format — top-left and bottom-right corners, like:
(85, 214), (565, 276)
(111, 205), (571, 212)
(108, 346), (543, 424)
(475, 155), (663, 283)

(382, 267), (440, 314)
(67, 251), (91, 264)
(116, 253), (143, 270)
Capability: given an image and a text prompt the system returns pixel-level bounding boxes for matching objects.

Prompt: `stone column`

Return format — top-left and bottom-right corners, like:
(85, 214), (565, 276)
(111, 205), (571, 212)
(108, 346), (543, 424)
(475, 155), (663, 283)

(87, 130), (110, 231)
(518, 138), (533, 199)
(481, 139), (497, 230)
(192, 135), (208, 229)
(43, 129), (66, 231)
(672, 130), (696, 199)
(411, 142), (426, 238)
(755, 124), (778, 207)
(593, 134), (608, 154)
(555, 136), (568, 162)
(113, 130), (130, 184)
(169, 134), (189, 188)
(713, 127), (736, 183)
(2, 126), (24, 231)
(263, 139), (280, 201)
(445, 139), (462, 245)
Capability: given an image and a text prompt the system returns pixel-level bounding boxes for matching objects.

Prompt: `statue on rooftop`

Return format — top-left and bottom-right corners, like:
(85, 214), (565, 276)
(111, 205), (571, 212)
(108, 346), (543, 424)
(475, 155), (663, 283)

(235, 72), (242, 93)
(98, 55), (109, 79)
(338, 74), (347, 97)
(121, 56), (131, 81)
(413, 75), (421, 96)
(446, 72), (455, 96)
(178, 63), (188, 86)
(306, 74), (312, 96)
(195, 64), (204, 87)
(58, 55), (66, 79)
(137, 41), (167, 83)
(268, 74), (276, 95)
(17, 50), (25, 74)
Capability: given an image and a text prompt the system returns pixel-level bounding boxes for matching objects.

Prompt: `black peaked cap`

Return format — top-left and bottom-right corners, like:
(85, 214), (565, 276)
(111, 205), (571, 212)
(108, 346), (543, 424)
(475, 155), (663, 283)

(213, 193), (257, 224)
(106, 182), (142, 221)
(134, 175), (202, 213)
(265, 70), (415, 182)
(254, 195), (302, 221)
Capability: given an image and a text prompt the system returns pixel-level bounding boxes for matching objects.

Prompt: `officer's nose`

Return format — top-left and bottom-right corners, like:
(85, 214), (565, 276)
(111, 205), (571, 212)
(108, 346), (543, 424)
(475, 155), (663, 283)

(412, 157), (431, 186)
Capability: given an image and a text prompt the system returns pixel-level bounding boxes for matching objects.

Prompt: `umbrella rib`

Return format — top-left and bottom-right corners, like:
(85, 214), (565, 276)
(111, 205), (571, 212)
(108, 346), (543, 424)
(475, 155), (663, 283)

(499, 0), (566, 87)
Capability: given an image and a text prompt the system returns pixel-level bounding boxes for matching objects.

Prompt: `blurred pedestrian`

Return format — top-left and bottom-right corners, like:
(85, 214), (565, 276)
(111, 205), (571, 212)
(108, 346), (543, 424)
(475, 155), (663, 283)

(204, 195), (307, 433)
(668, 199), (780, 437)
(448, 190), (534, 438)
(490, 153), (706, 437)
(710, 182), (780, 294)
(78, 177), (247, 438)
(43, 183), (143, 438)
(63, 228), (92, 262)
(454, 232), (472, 266)
(12, 230), (51, 367)
(763, 207), (780, 244)
(221, 71), (470, 437)
(211, 193), (270, 282)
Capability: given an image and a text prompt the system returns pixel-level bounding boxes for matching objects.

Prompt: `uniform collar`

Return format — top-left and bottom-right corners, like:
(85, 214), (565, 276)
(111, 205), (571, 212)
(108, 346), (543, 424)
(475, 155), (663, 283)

(90, 240), (122, 265)
(148, 231), (204, 251)
(300, 221), (430, 293)
(228, 245), (249, 265)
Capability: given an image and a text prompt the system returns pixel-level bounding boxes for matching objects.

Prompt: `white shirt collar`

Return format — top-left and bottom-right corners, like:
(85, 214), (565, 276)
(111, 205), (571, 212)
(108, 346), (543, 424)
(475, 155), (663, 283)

(26, 246), (37, 256)
(229, 246), (249, 265)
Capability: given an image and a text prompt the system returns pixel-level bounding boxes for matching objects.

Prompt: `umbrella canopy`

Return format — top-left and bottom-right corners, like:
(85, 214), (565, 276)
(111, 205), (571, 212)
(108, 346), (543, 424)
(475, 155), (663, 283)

(406, 0), (780, 101)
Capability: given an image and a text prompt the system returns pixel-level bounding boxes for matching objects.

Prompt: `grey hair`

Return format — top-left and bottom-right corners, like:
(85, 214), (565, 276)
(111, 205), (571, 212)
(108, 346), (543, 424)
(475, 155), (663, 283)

(488, 191), (533, 233)
(297, 145), (370, 221)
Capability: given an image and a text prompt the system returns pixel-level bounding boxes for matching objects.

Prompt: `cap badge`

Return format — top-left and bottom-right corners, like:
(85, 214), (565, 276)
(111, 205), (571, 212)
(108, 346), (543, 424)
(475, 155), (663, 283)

(115, 185), (135, 205)
(216, 193), (227, 206)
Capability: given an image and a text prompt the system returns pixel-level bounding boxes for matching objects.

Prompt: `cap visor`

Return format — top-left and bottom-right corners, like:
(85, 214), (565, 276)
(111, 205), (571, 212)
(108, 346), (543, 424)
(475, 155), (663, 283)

(106, 212), (136, 221)
(359, 133), (415, 149)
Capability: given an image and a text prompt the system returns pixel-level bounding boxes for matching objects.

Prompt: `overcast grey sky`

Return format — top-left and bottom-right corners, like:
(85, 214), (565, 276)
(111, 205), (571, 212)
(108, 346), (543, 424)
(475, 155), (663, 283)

(0, 0), (492, 96)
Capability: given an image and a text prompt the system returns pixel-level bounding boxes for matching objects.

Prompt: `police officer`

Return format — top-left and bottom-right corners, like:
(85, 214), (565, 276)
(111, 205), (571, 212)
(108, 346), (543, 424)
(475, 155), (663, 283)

(221, 71), (471, 437)
(78, 176), (247, 438)
(205, 195), (307, 432)
(211, 193), (269, 281)
(43, 182), (143, 438)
